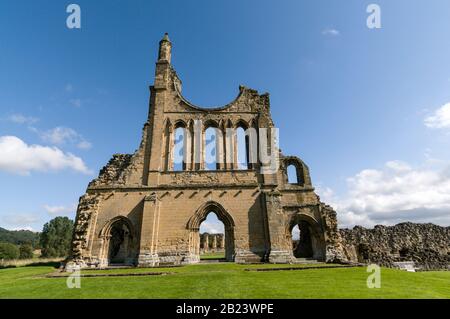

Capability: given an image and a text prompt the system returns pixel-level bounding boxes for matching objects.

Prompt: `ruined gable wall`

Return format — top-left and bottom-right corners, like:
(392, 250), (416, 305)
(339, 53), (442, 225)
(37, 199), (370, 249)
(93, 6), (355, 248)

(88, 123), (151, 188)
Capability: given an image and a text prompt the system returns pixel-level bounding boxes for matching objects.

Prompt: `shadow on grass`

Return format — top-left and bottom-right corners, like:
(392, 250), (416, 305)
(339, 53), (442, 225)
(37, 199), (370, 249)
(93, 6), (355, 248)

(0, 260), (63, 270)
(24, 261), (62, 268)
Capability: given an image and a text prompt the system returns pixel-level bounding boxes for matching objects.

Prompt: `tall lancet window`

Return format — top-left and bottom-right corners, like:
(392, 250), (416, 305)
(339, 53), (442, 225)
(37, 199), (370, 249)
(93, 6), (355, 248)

(236, 125), (249, 170)
(287, 165), (298, 184)
(205, 127), (219, 170)
(173, 126), (185, 171)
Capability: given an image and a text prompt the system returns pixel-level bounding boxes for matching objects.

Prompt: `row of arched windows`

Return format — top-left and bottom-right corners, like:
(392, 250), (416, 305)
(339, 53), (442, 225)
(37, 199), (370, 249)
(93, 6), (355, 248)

(168, 124), (253, 171)
(164, 120), (306, 185)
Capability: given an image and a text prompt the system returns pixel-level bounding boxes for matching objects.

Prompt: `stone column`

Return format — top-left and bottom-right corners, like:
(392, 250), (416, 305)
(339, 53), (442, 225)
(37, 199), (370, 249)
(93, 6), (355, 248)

(216, 127), (225, 170)
(221, 235), (225, 249)
(203, 233), (209, 252)
(162, 122), (173, 171)
(138, 193), (160, 267)
(212, 235), (217, 251)
(184, 126), (192, 171)
(193, 120), (202, 170)
(264, 190), (294, 263)
(232, 128), (238, 169)
(168, 125), (174, 171)
(200, 234), (205, 250)
(225, 125), (234, 170)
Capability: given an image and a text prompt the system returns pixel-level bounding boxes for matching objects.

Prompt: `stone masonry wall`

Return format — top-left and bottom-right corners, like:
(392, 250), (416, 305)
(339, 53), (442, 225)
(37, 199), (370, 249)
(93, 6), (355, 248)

(339, 223), (450, 270)
(89, 154), (133, 187)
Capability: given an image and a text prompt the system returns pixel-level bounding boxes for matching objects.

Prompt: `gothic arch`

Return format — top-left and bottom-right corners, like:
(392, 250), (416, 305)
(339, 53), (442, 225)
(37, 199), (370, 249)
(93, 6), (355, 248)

(99, 216), (137, 266)
(283, 156), (312, 186)
(203, 119), (220, 131)
(187, 201), (235, 262)
(234, 119), (249, 130)
(187, 201), (235, 230)
(174, 119), (187, 129)
(99, 215), (136, 239)
(287, 213), (325, 261)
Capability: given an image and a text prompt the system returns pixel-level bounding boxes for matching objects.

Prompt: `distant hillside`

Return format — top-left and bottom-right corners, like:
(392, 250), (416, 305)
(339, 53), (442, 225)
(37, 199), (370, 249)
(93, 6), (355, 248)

(0, 227), (40, 247)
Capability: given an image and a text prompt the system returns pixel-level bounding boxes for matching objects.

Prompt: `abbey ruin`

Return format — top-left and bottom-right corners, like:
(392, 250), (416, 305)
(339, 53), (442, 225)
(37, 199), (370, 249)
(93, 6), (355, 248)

(67, 34), (449, 270)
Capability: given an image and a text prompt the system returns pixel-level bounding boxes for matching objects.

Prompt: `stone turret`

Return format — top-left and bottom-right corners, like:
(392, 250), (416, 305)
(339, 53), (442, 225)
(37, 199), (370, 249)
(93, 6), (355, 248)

(158, 33), (172, 63)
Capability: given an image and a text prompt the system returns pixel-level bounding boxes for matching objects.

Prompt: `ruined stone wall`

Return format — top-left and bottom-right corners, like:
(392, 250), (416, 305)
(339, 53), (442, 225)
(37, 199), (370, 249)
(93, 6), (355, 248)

(66, 33), (343, 269)
(200, 233), (225, 253)
(339, 223), (450, 270)
(89, 154), (133, 187)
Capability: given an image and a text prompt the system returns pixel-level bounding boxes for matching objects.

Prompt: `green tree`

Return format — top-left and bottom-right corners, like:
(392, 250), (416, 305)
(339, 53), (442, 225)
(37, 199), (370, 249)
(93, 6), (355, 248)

(39, 217), (74, 258)
(0, 242), (20, 260)
(19, 243), (34, 259)
(0, 227), (40, 247)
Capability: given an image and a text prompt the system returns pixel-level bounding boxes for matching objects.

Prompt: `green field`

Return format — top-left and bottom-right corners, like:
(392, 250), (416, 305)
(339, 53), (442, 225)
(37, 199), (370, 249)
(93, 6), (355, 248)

(200, 252), (226, 260)
(0, 263), (449, 299)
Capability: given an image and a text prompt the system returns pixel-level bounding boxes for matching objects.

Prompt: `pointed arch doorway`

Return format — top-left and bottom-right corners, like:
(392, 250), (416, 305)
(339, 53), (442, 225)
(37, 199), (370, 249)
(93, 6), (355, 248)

(187, 201), (235, 262)
(99, 216), (137, 266)
(288, 214), (326, 261)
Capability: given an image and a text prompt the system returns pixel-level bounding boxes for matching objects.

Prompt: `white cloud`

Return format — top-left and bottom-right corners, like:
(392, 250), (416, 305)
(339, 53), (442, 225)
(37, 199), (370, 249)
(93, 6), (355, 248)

(0, 136), (92, 175)
(7, 114), (39, 125)
(69, 98), (82, 108)
(65, 83), (73, 92)
(1, 213), (40, 228)
(200, 220), (224, 234)
(322, 28), (340, 36)
(77, 140), (92, 150)
(10, 226), (35, 231)
(199, 213), (225, 234)
(318, 160), (450, 228)
(38, 126), (92, 150)
(424, 102), (450, 129)
(40, 127), (78, 145)
(44, 204), (76, 216)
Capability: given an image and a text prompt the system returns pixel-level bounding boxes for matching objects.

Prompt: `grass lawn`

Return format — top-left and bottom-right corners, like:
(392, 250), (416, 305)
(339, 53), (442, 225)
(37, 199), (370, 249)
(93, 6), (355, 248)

(0, 263), (449, 299)
(200, 252), (225, 260)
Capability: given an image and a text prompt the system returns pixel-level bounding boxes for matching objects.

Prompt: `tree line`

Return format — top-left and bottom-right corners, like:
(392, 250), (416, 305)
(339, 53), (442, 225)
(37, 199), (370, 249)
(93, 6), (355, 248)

(0, 217), (73, 261)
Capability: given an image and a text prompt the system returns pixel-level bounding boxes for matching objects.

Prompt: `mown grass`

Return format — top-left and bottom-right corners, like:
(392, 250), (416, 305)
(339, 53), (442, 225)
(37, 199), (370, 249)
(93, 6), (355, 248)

(0, 258), (64, 269)
(0, 263), (448, 299)
(200, 252), (226, 260)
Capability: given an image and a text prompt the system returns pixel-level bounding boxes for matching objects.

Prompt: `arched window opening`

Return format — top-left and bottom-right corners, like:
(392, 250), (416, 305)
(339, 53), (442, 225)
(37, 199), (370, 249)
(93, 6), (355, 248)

(287, 165), (298, 184)
(199, 212), (225, 260)
(205, 127), (218, 170)
(173, 127), (185, 171)
(236, 127), (249, 169)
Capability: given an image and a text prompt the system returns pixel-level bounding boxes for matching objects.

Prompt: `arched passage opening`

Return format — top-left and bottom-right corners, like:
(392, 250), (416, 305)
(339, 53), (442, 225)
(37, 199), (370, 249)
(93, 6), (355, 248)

(199, 212), (225, 260)
(187, 202), (235, 263)
(99, 216), (136, 266)
(288, 215), (325, 261)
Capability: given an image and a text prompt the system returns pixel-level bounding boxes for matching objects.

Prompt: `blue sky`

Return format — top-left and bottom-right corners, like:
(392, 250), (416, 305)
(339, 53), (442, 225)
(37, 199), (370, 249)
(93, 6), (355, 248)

(1, 0), (450, 231)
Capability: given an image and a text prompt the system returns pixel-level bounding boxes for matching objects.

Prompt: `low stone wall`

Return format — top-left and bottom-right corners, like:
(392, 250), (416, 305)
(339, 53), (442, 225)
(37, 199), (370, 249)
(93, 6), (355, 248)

(339, 222), (449, 270)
